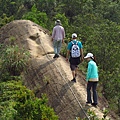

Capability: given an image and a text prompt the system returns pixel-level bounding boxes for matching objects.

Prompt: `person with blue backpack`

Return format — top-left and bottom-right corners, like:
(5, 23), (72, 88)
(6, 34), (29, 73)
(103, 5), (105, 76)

(66, 33), (83, 82)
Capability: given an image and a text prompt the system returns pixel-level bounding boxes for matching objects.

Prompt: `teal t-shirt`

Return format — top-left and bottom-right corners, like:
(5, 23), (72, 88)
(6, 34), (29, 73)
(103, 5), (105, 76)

(67, 39), (83, 50)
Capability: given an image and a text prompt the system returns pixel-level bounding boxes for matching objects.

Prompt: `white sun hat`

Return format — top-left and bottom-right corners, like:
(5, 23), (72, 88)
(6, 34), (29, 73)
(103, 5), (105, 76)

(84, 53), (94, 59)
(72, 33), (77, 38)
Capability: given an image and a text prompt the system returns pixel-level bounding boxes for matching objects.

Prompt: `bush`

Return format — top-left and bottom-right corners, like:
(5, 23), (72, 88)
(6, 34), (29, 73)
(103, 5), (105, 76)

(0, 80), (58, 120)
(0, 37), (30, 81)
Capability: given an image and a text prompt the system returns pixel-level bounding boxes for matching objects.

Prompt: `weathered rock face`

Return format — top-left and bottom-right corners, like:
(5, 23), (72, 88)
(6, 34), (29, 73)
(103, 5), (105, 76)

(0, 20), (52, 56)
(0, 20), (117, 120)
(0, 20), (87, 120)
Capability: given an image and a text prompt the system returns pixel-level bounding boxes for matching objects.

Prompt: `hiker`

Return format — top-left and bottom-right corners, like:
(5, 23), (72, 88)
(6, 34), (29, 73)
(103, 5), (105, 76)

(51, 19), (65, 58)
(84, 53), (99, 107)
(66, 33), (83, 82)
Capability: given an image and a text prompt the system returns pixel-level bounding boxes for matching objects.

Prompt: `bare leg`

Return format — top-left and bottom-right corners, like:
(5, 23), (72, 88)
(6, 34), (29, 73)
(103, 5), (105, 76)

(75, 66), (78, 78)
(72, 70), (75, 79)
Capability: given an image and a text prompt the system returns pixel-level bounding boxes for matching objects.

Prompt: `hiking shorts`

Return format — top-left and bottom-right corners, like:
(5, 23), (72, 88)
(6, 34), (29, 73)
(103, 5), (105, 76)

(69, 57), (80, 65)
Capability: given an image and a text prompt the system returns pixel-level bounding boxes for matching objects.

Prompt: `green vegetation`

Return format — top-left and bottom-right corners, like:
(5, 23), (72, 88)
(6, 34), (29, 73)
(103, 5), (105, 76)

(0, 81), (58, 120)
(0, 37), (30, 81)
(0, 0), (120, 119)
(0, 38), (58, 120)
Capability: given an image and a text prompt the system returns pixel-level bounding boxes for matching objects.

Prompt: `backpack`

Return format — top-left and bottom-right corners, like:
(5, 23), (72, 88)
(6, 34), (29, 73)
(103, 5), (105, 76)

(71, 41), (80, 58)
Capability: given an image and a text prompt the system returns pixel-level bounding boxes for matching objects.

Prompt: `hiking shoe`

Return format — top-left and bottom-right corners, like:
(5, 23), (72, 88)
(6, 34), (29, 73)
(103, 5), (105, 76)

(56, 54), (59, 58)
(91, 103), (97, 107)
(86, 102), (91, 104)
(71, 78), (76, 82)
(53, 54), (57, 58)
(53, 54), (59, 58)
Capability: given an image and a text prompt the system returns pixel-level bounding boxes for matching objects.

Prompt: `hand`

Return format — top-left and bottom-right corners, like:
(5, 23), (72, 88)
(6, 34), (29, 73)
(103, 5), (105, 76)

(66, 58), (69, 62)
(51, 38), (53, 41)
(80, 57), (84, 62)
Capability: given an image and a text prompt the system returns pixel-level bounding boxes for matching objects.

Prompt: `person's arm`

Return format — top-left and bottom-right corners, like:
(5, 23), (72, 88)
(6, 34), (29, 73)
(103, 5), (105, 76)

(62, 38), (64, 43)
(62, 27), (65, 43)
(80, 48), (84, 62)
(51, 27), (55, 41)
(86, 63), (92, 81)
(51, 37), (53, 41)
(66, 50), (70, 61)
(79, 42), (84, 62)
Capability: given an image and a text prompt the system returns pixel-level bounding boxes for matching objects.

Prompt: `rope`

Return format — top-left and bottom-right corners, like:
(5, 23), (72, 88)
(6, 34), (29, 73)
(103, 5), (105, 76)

(33, 33), (90, 120)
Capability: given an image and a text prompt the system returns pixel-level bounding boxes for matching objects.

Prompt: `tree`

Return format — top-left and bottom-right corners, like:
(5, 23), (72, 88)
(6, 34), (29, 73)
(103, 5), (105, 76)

(22, 4), (49, 29)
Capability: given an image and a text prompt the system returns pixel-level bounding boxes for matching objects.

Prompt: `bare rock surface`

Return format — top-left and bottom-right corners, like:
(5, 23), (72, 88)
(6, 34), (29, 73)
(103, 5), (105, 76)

(0, 20), (119, 120)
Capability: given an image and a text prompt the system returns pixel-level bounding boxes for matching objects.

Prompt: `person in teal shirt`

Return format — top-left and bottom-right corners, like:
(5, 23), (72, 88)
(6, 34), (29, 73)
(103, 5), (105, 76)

(66, 33), (83, 82)
(84, 53), (99, 107)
